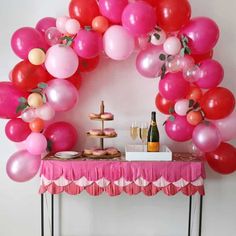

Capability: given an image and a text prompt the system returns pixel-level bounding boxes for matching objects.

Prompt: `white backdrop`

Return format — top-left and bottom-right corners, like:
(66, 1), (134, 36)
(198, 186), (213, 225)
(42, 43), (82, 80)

(0, 0), (236, 235)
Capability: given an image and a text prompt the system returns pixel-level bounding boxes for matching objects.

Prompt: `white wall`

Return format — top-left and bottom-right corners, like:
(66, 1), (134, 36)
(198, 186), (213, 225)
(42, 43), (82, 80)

(0, 0), (236, 235)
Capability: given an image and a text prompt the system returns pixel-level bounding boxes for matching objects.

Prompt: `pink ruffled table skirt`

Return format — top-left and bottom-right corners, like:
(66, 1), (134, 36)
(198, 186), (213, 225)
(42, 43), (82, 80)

(39, 154), (205, 196)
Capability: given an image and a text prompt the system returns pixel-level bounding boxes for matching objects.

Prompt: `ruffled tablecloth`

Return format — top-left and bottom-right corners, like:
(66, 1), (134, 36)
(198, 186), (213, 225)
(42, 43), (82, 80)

(39, 154), (205, 196)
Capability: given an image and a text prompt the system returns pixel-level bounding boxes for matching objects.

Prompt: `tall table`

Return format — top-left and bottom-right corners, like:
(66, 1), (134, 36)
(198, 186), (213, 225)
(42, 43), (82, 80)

(39, 153), (205, 236)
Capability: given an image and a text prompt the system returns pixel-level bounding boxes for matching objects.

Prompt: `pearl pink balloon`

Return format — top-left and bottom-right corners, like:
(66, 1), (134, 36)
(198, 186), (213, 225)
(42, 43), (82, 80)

(103, 25), (135, 60)
(0, 82), (28, 119)
(188, 142), (204, 157)
(73, 29), (103, 59)
(35, 103), (55, 121)
(136, 45), (166, 78)
(44, 79), (78, 112)
(6, 150), (41, 182)
(159, 72), (190, 101)
(45, 27), (62, 46)
(179, 17), (219, 54)
(45, 44), (79, 79)
(211, 111), (236, 141)
(11, 27), (47, 59)
(21, 108), (36, 123)
(163, 37), (181, 55)
(44, 121), (78, 153)
(192, 122), (221, 152)
(65, 19), (81, 35)
(5, 118), (31, 142)
(56, 16), (69, 34)
(122, 1), (156, 36)
(99, 0), (128, 23)
(174, 99), (189, 116)
(165, 114), (194, 142)
(26, 132), (47, 155)
(36, 17), (56, 35)
(195, 59), (224, 89)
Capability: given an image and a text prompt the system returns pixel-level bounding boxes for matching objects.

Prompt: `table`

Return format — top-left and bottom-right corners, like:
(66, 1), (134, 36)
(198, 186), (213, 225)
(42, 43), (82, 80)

(39, 153), (205, 236)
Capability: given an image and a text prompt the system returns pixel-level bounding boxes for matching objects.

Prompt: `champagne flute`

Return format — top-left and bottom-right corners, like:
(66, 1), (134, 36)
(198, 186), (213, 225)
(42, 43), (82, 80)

(139, 122), (148, 151)
(130, 121), (139, 142)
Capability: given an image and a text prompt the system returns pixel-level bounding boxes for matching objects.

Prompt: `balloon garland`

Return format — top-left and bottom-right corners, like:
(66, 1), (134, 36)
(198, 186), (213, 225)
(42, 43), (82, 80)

(1, 0), (236, 182)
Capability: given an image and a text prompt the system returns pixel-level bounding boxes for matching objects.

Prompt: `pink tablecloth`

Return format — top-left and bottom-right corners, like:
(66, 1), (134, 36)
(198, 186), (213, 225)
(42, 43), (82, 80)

(39, 155), (205, 196)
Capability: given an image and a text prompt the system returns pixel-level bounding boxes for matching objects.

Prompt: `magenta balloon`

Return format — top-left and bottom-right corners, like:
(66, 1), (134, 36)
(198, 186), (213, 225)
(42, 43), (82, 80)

(136, 45), (166, 78)
(195, 59), (224, 89)
(45, 27), (62, 46)
(179, 17), (219, 54)
(36, 17), (56, 35)
(5, 118), (31, 142)
(25, 133), (47, 155)
(122, 1), (156, 36)
(192, 122), (221, 152)
(44, 122), (78, 153)
(0, 82), (28, 119)
(165, 114), (194, 142)
(211, 111), (236, 141)
(73, 29), (103, 59)
(11, 27), (47, 59)
(159, 72), (190, 101)
(44, 79), (78, 112)
(99, 0), (128, 23)
(6, 150), (41, 182)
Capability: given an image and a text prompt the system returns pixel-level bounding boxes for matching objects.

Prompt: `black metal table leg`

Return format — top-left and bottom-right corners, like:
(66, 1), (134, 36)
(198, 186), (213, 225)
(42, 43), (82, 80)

(188, 195), (192, 236)
(198, 195), (203, 236)
(41, 194), (44, 236)
(51, 194), (54, 236)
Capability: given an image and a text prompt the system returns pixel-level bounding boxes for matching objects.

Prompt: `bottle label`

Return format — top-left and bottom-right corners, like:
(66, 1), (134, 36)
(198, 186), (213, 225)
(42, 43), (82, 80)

(147, 142), (160, 152)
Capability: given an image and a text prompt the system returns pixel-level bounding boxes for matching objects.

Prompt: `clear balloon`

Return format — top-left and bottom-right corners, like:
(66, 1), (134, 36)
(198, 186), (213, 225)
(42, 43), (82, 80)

(6, 150), (41, 182)
(25, 132), (47, 155)
(36, 17), (56, 35)
(35, 103), (55, 121)
(21, 108), (36, 123)
(56, 16), (69, 34)
(183, 65), (202, 83)
(188, 142), (204, 157)
(174, 99), (189, 116)
(45, 27), (62, 46)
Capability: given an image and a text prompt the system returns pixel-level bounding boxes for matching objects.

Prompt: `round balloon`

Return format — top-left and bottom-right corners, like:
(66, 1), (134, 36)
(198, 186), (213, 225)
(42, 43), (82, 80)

(78, 56), (100, 72)
(35, 103), (55, 121)
(45, 27), (62, 46)
(155, 93), (174, 114)
(66, 71), (82, 90)
(25, 132), (47, 155)
(36, 17), (56, 35)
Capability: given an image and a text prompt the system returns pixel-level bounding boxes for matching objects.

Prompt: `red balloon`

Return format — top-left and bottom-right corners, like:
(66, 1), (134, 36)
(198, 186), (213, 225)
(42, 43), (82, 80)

(155, 93), (174, 114)
(191, 50), (213, 63)
(5, 118), (31, 142)
(69, 0), (100, 26)
(155, 0), (191, 32)
(206, 142), (236, 174)
(78, 56), (100, 72)
(200, 87), (235, 120)
(44, 122), (78, 153)
(67, 71), (83, 90)
(12, 61), (52, 92)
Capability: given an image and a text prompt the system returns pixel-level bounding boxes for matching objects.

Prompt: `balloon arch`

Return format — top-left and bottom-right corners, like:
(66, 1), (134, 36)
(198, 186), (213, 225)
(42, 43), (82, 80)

(1, 0), (236, 182)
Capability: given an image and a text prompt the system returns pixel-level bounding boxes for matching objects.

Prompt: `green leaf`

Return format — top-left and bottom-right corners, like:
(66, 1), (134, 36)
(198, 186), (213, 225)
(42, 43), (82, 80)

(46, 140), (53, 152)
(42, 94), (47, 103)
(169, 115), (175, 122)
(154, 26), (162, 32)
(16, 103), (28, 114)
(38, 82), (48, 89)
(159, 54), (166, 61)
(180, 48), (185, 57)
(18, 97), (27, 104)
(153, 33), (160, 40)
(31, 88), (42, 93)
(189, 99), (195, 108)
(84, 26), (92, 31)
(160, 64), (166, 79)
(148, 35), (151, 43)
(184, 47), (191, 55)
(169, 107), (175, 114)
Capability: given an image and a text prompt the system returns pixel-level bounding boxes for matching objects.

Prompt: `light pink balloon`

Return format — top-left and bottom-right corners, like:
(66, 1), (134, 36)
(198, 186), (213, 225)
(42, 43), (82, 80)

(136, 45), (166, 78)
(165, 114), (194, 142)
(65, 19), (81, 35)
(45, 27), (62, 46)
(56, 16), (69, 34)
(35, 103), (55, 121)
(174, 99), (189, 116)
(103, 25), (135, 60)
(26, 132), (47, 155)
(36, 17), (56, 35)
(163, 37), (181, 55)
(192, 122), (221, 152)
(44, 79), (78, 112)
(195, 59), (224, 89)
(45, 44), (79, 79)
(179, 17), (219, 54)
(21, 108), (36, 123)
(211, 111), (236, 141)
(122, 1), (156, 36)
(6, 150), (41, 182)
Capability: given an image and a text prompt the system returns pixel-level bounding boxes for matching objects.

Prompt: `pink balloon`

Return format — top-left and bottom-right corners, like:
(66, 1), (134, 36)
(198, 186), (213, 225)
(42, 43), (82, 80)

(103, 25), (135, 60)
(56, 16), (69, 34)
(179, 17), (219, 54)
(44, 122), (78, 153)
(174, 99), (189, 116)
(45, 44), (79, 79)
(65, 19), (81, 35)
(26, 132), (47, 155)
(211, 111), (236, 141)
(73, 29), (103, 59)
(99, 0), (128, 23)
(36, 17), (56, 35)
(195, 59), (224, 89)
(45, 27), (62, 46)
(6, 150), (41, 182)
(35, 103), (55, 121)
(166, 55), (194, 73)
(136, 45), (166, 78)
(159, 72), (190, 101)
(165, 114), (194, 142)
(44, 79), (78, 112)
(163, 37), (181, 56)
(0, 82), (28, 119)
(11, 27), (47, 59)
(21, 108), (36, 123)
(122, 1), (156, 36)
(5, 118), (31, 142)
(192, 122), (221, 152)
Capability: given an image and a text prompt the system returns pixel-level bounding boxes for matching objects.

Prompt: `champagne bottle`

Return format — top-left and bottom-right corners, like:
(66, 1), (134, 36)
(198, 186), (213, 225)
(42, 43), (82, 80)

(147, 111), (160, 152)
